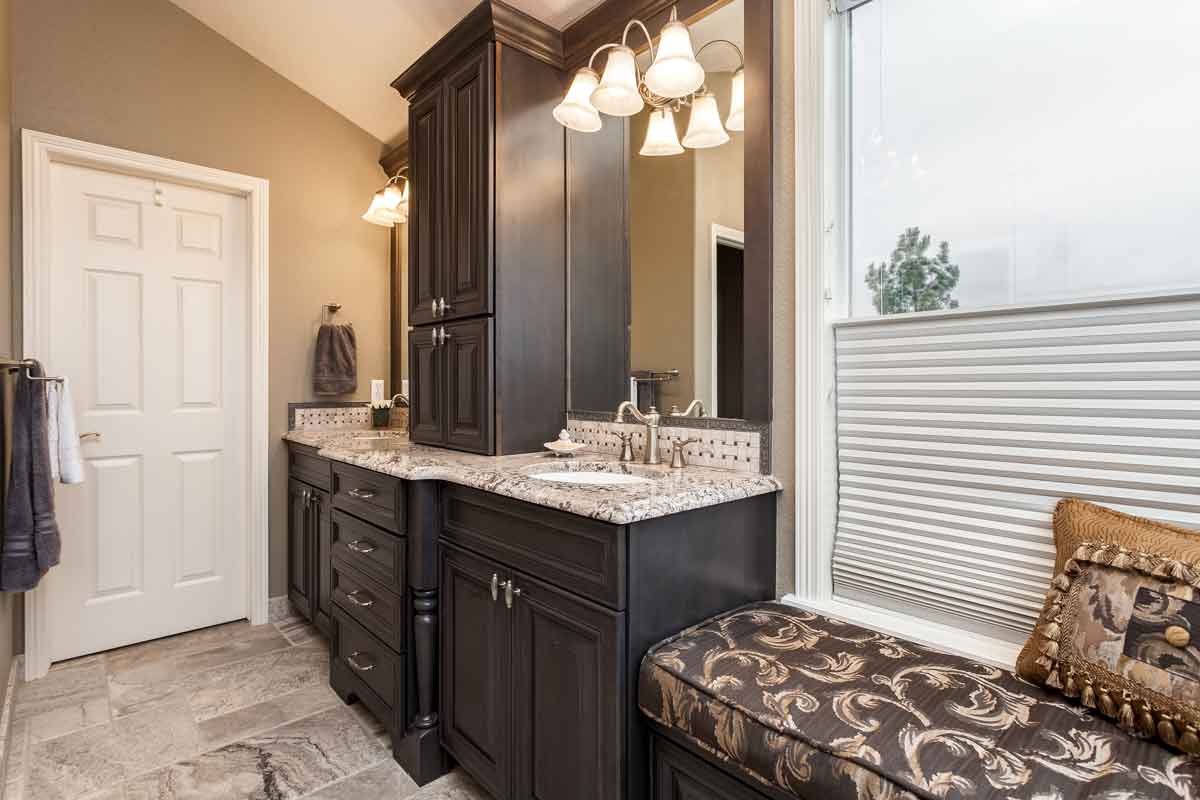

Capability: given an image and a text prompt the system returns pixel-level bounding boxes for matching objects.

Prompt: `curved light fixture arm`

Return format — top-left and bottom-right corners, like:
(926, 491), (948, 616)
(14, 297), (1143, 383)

(694, 39), (745, 71)
(620, 19), (656, 61)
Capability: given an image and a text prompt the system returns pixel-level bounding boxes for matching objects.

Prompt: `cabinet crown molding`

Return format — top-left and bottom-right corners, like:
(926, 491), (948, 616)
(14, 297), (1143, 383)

(392, 0), (564, 99)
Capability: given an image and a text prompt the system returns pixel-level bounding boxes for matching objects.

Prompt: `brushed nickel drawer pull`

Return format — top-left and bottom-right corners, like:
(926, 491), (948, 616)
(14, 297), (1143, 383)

(347, 539), (377, 555)
(491, 573), (499, 602)
(346, 589), (375, 608)
(346, 651), (375, 672)
(347, 488), (377, 500)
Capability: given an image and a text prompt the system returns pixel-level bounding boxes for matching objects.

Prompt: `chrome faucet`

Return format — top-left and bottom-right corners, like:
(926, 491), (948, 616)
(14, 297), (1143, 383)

(669, 400), (706, 418)
(615, 401), (662, 465)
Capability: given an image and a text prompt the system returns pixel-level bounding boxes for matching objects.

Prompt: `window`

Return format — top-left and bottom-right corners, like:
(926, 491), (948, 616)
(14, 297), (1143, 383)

(848, 0), (1200, 318)
(808, 0), (1200, 654)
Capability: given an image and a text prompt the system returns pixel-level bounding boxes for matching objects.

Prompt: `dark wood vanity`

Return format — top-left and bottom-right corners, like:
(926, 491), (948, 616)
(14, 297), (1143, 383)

(287, 441), (448, 783)
(288, 438), (776, 799)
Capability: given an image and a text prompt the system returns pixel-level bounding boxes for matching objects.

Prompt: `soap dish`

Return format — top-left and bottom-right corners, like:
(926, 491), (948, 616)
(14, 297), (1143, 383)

(544, 440), (587, 458)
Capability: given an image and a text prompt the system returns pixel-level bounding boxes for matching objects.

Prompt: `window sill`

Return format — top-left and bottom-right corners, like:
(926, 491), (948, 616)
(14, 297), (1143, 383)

(779, 593), (1023, 670)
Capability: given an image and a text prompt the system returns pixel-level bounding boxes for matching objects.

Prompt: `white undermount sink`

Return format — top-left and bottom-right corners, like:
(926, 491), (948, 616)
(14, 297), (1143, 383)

(530, 471), (653, 487)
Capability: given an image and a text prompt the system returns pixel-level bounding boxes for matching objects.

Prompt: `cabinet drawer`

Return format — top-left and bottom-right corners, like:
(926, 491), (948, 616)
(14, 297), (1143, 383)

(331, 559), (406, 653)
(330, 510), (406, 590)
(441, 485), (626, 609)
(332, 462), (405, 533)
(288, 446), (330, 492)
(332, 608), (404, 723)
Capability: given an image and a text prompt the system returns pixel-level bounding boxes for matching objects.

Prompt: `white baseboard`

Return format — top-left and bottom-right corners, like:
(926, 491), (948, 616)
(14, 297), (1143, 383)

(0, 654), (23, 792)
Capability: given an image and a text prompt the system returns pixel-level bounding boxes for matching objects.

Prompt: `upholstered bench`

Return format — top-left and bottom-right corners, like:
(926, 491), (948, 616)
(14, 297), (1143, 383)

(639, 602), (1200, 799)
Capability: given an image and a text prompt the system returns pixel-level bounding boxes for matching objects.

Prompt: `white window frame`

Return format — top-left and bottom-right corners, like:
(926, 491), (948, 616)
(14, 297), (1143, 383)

(781, 3), (1022, 668)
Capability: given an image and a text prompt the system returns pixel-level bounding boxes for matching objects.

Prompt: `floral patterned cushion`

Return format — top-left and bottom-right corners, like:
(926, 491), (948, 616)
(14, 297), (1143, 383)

(1016, 499), (1200, 755)
(639, 602), (1200, 799)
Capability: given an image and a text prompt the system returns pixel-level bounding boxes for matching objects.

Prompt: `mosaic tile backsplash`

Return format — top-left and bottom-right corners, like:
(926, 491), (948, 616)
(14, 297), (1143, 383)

(565, 414), (769, 474)
(290, 403), (371, 430)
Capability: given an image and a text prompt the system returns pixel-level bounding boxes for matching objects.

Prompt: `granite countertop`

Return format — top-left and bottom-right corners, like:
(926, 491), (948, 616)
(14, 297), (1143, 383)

(284, 429), (781, 525)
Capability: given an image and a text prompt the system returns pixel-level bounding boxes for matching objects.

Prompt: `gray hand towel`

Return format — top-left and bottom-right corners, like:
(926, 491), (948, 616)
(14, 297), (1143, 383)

(313, 323), (357, 395)
(2, 361), (61, 591)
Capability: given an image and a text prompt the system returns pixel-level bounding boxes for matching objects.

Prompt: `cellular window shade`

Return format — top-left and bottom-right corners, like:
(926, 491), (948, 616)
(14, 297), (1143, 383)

(831, 296), (1200, 640)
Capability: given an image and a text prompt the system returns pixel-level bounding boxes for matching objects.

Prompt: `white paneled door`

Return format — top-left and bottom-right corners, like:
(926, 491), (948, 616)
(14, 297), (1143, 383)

(44, 162), (248, 662)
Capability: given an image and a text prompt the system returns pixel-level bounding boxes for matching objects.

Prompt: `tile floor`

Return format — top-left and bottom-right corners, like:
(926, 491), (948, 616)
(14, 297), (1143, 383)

(3, 615), (490, 800)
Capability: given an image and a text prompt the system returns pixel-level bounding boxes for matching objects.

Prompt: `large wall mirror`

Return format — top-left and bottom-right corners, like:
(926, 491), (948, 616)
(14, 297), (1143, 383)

(629, 0), (744, 417)
(564, 0), (770, 422)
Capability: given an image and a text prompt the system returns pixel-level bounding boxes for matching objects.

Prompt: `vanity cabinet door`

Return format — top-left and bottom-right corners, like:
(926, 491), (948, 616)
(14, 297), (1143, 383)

(311, 487), (332, 636)
(441, 544), (511, 800)
(444, 317), (494, 454)
(287, 479), (313, 620)
(442, 43), (494, 322)
(409, 326), (445, 446)
(511, 571), (623, 800)
(409, 83), (444, 328)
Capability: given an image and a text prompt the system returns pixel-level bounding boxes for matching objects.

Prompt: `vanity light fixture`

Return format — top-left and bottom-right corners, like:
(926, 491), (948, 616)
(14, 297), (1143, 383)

(640, 108), (684, 156)
(361, 172), (409, 227)
(551, 6), (746, 158)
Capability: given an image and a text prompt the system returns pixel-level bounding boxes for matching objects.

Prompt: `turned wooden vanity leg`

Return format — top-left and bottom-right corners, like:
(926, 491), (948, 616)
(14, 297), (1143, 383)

(412, 587), (439, 730)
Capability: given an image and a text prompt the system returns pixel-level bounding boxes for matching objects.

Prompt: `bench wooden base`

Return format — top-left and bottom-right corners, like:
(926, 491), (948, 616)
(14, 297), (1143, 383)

(650, 724), (801, 800)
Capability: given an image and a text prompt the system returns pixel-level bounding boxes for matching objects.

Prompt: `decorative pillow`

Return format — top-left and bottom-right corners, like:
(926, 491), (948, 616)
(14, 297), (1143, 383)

(1017, 498), (1200, 754)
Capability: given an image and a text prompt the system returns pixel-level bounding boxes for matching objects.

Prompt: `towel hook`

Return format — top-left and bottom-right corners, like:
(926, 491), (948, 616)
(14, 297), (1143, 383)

(322, 303), (342, 325)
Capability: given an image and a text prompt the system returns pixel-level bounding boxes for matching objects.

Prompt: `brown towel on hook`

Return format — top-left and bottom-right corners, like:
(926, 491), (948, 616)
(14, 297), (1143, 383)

(2, 361), (61, 591)
(313, 323), (357, 395)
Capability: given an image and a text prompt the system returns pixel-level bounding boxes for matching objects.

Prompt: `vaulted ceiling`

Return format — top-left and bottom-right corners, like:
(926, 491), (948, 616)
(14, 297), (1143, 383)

(168, 0), (607, 148)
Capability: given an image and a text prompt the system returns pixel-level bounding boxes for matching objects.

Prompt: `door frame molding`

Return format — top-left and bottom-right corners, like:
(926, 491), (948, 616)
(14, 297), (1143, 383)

(705, 223), (745, 419)
(20, 129), (270, 680)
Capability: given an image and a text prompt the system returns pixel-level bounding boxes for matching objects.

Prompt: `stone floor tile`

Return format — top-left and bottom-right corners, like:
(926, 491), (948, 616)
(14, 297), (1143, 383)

(409, 769), (491, 800)
(182, 645), (329, 722)
(14, 662), (108, 722)
(196, 684), (341, 751)
(27, 694), (110, 743)
(301, 758), (419, 799)
(121, 706), (385, 800)
(26, 699), (200, 800)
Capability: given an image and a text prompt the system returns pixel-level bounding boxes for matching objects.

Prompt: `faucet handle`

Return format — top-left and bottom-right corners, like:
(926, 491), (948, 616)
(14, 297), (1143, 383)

(616, 431), (635, 463)
(670, 438), (700, 469)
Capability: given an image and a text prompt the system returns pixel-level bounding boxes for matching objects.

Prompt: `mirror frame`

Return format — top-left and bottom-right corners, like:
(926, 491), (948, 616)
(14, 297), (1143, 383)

(380, 141), (410, 396)
(563, 0), (773, 422)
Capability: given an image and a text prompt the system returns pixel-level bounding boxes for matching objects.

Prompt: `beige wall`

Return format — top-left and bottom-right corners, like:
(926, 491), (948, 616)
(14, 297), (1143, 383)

(629, 112), (696, 410)
(692, 73), (744, 412)
(10, 0), (393, 598)
(0, 0), (16, 682)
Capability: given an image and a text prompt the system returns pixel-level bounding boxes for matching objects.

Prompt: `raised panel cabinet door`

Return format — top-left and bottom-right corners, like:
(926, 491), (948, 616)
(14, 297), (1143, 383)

(441, 544), (511, 800)
(311, 487), (332, 636)
(409, 83), (444, 328)
(442, 44), (494, 321)
(444, 317), (494, 454)
(287, 479), (313, 620)
(409, 326), (445, 446)
(511, 570), (624, 800)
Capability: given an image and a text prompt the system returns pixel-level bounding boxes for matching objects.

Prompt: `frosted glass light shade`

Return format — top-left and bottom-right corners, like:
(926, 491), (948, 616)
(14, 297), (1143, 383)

(591, 47), (643, 117)
(726, 68), (745, 132)
(639, 109), (684, 157)
(682, 92), (729, 149)
(553, 68), (602, 132)
(362, 190), (402, 226)
(644, 20), (705, 99)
